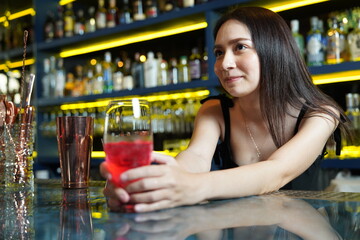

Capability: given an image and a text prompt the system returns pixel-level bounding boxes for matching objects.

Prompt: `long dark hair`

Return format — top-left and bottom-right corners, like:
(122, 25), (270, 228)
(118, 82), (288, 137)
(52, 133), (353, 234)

(213, 6), (350, 147)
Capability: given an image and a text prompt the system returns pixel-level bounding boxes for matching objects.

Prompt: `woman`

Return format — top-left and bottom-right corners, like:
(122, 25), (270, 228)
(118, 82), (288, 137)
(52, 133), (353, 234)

(100, 6), (350, 212)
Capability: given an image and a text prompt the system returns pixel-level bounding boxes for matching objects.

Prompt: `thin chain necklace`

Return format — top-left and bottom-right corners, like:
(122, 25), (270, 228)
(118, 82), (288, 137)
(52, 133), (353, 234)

(245, 123), (262, 160)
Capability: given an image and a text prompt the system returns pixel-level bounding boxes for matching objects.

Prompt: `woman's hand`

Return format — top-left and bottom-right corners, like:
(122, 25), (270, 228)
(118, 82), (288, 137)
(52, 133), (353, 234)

(122, 152), (206, 212)
(100, 152), (207, 212)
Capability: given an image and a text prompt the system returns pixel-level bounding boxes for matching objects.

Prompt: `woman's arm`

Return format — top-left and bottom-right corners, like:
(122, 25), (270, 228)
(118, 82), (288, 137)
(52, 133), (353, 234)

(122, 110), (338, 212)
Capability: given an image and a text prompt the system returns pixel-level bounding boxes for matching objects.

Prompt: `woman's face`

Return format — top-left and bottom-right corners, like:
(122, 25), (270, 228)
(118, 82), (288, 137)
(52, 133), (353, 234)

(214, 19), (261, 98)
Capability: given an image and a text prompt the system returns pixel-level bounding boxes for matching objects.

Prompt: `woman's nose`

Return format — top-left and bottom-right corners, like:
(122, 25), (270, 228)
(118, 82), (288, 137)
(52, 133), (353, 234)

(222, 52), (236, 70)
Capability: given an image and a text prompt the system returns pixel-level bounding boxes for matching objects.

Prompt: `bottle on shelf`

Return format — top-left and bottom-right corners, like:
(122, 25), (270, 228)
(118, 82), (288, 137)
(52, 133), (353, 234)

(107, 0), (119, 28)
(326, 17), (346, 64)
(84, 66), (95, 95)
(55, 58), (66, 98)
(290, 19), (305, 58)
(119, 0), (133, 24)
(200, 48), (208, 80)
(144, 51), (158, 88)
(102, 51), (114, 93)
(96, 0), (108, 30)
(182, 0), (195, 8)
(133, 0), (146, 21)
(64, 3), (75, 37)
(93, 63), (104, 94)
(123, 55), (135, 90)
(306, 16), (325, 66)
(345, 93), (360, 146)
(49, 56), (57, 97)
(113, 57), (124, 91)
(157, 52), (168, 86)
(178, 56), (190, 83)
(73, 65), (85, 96)
(162, 0), (177, 12)
(86, 6), (97, 33)
(168, 58), (179, 84)
(41, 58), (50, 98)
(348, 18), (360, 62)
(64, 73), (75, 96)
(131, 52), (145, 89)
(189, 47), (201, 81)
(74, 9), (86, 36)
(55, 6), (64, 39)
(44, 11), (55, 42)
(145, 0), (158, 18)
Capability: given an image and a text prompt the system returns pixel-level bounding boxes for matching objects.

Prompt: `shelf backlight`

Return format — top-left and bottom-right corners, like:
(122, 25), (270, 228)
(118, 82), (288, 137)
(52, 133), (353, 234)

(312, 70), (360, 85)
(59, 90), (210, 111)
(7, 59), (35, 69)
(8, 8), (35, 20)
(60, 22), (208, 58)
(59, 0), (76, 6)
(265, 0), (330, 12)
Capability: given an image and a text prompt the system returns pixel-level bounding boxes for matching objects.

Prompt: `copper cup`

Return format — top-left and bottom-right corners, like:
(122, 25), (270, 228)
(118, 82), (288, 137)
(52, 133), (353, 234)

(56, 116), (94, 188)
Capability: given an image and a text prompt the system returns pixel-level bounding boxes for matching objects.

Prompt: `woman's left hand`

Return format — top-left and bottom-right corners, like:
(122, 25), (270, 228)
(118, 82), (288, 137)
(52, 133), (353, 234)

(122, 152), (206, 212)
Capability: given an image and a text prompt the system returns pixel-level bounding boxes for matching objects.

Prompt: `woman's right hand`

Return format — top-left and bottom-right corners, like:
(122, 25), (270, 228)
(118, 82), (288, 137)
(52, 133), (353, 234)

(100, 162), (131, 211)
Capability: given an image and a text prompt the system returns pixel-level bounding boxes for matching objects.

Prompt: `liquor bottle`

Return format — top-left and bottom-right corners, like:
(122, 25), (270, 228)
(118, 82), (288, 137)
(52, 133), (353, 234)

(200, 48), (208, 80)
(74, 9), (86, 35)
(113, 58), (124, 91)
(183, 0), (195, 8)
(64, 73), (75, 96)
(73, 65), (85, 96)
(345, 93), (360, 146)
(86, 7), (97, 33)
(290, 19), (305, 58)
(133, 0), (146, 21)
(145, 0), (158, 18)
(144, 51), (158, 88)
(168, 58), (179, 84)
(64, 3), (75, 37)
(107, 0), (119, 28)
(348, 18), (360, 61)
(189, 47), (201, 80)
(157, 52), (168, 86)
(84, 67), (95, 95)
(49, 56), (57, 97)
(55, 58), (66, 98)
(44, 11), (55, 41)
(163, 0), (177, 12)
(119, 0), (133, 24)
(131, 52), (145, 88)
(55, 6), (64, 39)
(123, 57), (134, 90)
(306, 16), (324, 66)
(178, 56), (190, 83)
(42, 58), (50, 98)
(326, 17), (346, 64)
(102, 51), (114, 93)
(96, 0), (107, 29)
(93, 63), (104, 94)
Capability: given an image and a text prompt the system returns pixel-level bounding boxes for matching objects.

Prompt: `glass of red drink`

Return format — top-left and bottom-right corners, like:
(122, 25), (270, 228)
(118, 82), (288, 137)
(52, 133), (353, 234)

(103, 98), (153, 212)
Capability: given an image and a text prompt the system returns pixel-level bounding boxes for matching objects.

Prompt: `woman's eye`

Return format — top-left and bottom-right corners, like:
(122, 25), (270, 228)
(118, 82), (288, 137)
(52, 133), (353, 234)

(236, 44), (247, 51)
(214, 50), (223, 57)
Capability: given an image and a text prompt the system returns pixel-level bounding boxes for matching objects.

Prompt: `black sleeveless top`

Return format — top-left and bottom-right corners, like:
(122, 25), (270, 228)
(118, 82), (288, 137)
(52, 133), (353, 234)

(201, 94), (341, 191)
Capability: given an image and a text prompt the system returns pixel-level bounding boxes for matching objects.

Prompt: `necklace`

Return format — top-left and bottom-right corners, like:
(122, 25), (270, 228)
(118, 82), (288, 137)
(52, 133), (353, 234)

(245, 122), (262, 160)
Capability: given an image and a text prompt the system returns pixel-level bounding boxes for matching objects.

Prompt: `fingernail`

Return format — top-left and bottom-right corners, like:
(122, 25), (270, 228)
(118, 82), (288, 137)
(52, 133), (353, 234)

(134, 204), (144, 212)
(120, 173), (127, 182)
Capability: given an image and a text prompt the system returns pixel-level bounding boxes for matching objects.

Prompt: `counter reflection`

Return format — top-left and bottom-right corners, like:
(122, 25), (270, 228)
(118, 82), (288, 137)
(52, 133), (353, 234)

(103, 196), (342, 240)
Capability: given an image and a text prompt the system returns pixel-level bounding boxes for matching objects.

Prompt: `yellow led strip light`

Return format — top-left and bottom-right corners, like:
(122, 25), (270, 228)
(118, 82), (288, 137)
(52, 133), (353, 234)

(59, 0), (76, 6)
(265, 0), (330, 12)
(312, 69), (360, 85)
(59, 90), (210, 111)
(60, 21), (208, 58)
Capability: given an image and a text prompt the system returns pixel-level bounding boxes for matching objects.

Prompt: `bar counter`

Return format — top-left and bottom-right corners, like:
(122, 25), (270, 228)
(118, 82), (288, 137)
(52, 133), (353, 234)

(1, 179), (359, 239)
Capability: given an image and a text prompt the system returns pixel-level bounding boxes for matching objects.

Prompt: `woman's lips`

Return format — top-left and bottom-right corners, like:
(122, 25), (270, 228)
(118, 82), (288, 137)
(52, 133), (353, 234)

(225, 76), (243, 83)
